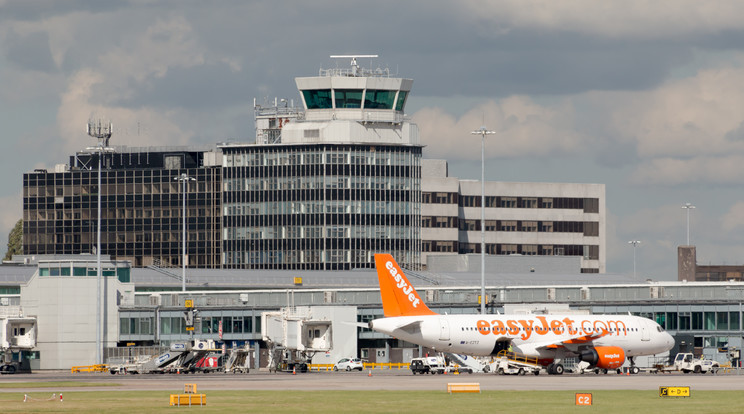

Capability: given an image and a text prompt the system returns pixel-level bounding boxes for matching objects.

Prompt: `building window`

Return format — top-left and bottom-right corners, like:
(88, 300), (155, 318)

(500, 197), (516, 208)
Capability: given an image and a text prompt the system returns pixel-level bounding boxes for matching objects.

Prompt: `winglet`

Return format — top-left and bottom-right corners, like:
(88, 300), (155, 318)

(374, 254), (436, 317)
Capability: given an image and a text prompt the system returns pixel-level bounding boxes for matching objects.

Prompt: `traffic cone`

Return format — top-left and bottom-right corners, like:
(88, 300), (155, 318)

(292, 366), (296, 375)
(368, 370), (372, 377)
(60, 393), (63, 402)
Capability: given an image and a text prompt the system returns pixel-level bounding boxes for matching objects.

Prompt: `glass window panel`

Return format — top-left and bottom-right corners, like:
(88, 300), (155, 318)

(666, 312), (678, 330)
(334, 89), (363, 108)
(60, 267), (71, 276)
(395, 91), (408, 111)
(730, 312), (740, 330)
(692, 312), (703, 330)
(39, 268), (49, 276)
(679, 313), (691, 330)
(117, 268), (130, 283)
(717, 312), (728, 330)
(201, 317), (212, 334)
(162, 317), (172, 335)
(244, 316), (253, 333)
(139, 317), (151, 335)
(302, 90), (332, 109)
(655, 313), (666, 329)
(233, 317), (243, 333)
(73, 267), (87, 276)
(364, 90), (395, 109)
(120, 318), (130, 335)
(222, 317), (233, 334)
(705, 312), (716, 330)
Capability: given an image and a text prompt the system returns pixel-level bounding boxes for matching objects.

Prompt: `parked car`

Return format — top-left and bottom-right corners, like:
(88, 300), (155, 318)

(334, 358), (364, 371)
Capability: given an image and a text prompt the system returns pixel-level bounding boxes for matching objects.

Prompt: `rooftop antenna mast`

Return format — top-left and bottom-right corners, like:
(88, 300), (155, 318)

(330, 54), (378, 76)
(87, 119), (113, 148)
(86, 118), (114, 366)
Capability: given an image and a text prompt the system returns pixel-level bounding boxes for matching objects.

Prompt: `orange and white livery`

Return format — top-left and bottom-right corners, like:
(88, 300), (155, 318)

(369, 254), (674, 374)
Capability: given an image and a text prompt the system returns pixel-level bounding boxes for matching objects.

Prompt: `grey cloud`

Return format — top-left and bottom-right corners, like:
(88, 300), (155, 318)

(724, 120), (744, 142)
(4, 30), (56, 72)
(104, 62), (254, 110)
(0, 0), (125, 22)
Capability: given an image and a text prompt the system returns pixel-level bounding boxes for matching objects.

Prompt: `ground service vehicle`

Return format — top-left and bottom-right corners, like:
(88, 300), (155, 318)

(410, 356), (446, 375)
(674, 353), (719, 373)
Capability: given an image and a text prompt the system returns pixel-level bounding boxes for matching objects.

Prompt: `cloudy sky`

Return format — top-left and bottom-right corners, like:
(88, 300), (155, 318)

(2, 0), (744, 280)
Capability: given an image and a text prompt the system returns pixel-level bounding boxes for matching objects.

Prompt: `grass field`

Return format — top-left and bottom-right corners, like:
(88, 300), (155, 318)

(2, 388), (744, 413)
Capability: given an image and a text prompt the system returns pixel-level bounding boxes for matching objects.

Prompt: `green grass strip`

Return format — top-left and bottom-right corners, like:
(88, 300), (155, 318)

(0, 381), (120, 389)
(0, 390), (743, 414)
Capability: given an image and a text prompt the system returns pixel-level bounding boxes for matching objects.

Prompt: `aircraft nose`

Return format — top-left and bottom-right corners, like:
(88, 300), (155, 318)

(665, 332), (674, 349)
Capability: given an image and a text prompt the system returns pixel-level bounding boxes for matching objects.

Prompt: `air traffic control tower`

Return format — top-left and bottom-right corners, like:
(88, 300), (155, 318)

(221, 56), (422, 271)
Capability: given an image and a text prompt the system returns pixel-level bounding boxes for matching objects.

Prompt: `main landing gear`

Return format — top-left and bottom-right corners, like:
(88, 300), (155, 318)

(547, 363), (564, 375)
(628, 356), (640, 375)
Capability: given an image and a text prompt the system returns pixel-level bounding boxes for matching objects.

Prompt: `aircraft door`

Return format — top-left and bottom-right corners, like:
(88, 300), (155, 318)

(641, 322), (650, 341)
(438, 318), (450, 341)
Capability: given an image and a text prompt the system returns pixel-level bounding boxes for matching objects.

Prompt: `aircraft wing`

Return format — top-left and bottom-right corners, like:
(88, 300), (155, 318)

(531, 330), (611, 351)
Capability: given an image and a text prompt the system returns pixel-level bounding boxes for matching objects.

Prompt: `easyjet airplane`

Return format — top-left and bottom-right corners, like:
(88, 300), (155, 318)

(369, 254), (675, 375)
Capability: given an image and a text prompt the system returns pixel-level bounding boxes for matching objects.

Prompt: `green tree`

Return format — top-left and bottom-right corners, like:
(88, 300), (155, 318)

(3, 219), (22, 261)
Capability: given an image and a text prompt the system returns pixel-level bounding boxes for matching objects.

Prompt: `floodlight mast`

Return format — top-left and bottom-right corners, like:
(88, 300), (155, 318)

(471, 126), (496, 314)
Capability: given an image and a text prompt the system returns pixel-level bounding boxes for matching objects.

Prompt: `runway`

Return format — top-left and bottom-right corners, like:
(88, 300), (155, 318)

(2, 369), (743, 393)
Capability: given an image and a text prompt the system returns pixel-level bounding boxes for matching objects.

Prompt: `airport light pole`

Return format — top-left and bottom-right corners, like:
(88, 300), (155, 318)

(471, 126), (495, 314)
(175, 173), (195, 292)
(86, 120), (114, 365)
(628, 240), (641, 279)
(681, 203), (695, 245)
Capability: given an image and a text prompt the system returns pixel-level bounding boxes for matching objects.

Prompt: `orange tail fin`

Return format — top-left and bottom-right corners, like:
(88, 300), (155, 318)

(374, 254), (436, 317)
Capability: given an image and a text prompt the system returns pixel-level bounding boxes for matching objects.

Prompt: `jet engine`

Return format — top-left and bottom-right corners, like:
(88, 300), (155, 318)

(579, 346), (625, 369)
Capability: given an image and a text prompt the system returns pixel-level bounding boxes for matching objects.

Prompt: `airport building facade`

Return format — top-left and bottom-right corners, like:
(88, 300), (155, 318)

(20, 59), (606, 272)
(1, 257), (742, 369)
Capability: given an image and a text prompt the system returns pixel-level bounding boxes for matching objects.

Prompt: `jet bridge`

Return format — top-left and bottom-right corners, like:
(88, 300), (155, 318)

(1, 307), (37, 374)
(262, 306), (334, 373)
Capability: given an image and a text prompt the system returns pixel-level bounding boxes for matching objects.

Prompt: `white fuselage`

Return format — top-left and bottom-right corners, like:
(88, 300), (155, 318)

(369, 314), (674, 361)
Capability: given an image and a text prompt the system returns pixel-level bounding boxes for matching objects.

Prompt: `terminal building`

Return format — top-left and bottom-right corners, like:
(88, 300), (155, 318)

(1, 254), (742, 370)
(21, 57), (606, 273)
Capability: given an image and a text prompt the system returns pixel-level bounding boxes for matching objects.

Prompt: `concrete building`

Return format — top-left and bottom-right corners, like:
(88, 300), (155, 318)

(23, 148), (223, 268)
(422, 159), (605, 273)
(5, 256), (131, 369)
(678, 245), (744, 282)
(3, 254), (744, 369)
(20, 58), (606, 272)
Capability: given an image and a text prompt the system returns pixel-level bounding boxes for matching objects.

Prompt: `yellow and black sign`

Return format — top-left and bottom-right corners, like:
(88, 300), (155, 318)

(659, 386), (690, 397)
(184, 299), (194, 308)
(186, 326), (194, 331)
(294, 277), (302, 285)
(478, 295), (488, 305)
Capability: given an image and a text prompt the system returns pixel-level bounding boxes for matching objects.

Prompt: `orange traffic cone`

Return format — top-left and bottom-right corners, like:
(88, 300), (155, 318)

(368, 370), (372, 377)
(292, 366), (296, 375)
